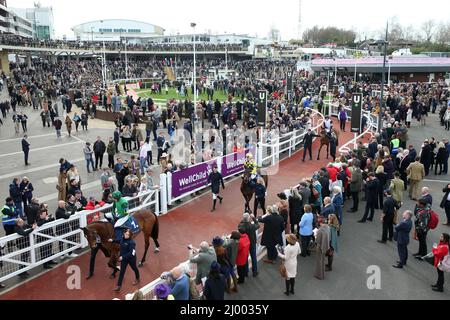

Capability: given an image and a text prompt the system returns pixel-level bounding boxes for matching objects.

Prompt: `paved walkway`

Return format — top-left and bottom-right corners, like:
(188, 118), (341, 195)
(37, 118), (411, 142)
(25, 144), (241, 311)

(233, 112), (450, 300)
(0, 118), (357, 300)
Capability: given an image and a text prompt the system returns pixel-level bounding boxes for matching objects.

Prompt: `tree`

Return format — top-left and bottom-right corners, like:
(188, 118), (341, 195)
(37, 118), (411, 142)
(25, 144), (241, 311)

(302, 26), (356, 46)
(436, 22), (450, 44)
(421, 20), (436, 43)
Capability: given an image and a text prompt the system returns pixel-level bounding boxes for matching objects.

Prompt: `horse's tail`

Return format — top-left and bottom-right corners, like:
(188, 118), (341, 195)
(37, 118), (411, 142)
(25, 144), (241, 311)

(151, 212), (159, 241)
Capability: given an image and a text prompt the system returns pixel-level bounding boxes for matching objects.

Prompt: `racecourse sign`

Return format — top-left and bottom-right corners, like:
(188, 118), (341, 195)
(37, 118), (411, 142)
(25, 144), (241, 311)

(170, 147), (256, 199)
(171, 160), (217, 199)
(351, 93), (363, 133)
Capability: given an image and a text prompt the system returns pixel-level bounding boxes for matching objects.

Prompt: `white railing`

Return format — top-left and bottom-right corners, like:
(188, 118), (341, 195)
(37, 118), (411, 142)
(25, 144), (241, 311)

(0, 189), (159, 283)
(258, 109), (325, 167)
(131, 230), (267, 300)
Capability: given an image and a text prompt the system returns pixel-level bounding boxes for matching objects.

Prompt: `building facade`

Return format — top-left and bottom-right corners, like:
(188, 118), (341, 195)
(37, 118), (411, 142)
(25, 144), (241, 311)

(0, 0), (34, 38)
(72, 19), (165, 43)
(11, 6), (55, 40)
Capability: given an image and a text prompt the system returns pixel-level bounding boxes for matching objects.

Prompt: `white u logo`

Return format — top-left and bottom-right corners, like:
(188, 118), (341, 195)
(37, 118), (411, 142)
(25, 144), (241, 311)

(259, 93), (266, 100)
(353, 96), (361, 104)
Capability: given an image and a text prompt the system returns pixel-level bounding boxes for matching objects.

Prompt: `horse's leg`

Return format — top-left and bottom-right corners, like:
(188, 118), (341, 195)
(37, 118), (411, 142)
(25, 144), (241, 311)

(153, 238), (160, 254)
(326, 144), (329, 159)
(139, 236), (150, 268)
(317, 144), (322, 160)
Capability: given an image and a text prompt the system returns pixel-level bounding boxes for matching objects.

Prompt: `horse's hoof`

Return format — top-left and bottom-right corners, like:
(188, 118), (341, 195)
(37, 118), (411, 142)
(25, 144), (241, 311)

(154, 248), (160, 254)
(138, 262), (144, 268)
(109, 274), (115, 280)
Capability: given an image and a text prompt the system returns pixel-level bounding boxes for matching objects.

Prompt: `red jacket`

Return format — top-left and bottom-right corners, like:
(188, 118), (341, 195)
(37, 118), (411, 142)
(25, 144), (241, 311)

(432, 242), (449, 268)
(236, 234), (250, 266)
(327, 166), (338, 182)
(85, 201), (106, 211)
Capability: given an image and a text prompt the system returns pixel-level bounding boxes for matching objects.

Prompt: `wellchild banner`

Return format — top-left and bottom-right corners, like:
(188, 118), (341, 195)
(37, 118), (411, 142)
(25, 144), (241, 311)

(171, 160), (217, 199)
(221, 146), (256, 178)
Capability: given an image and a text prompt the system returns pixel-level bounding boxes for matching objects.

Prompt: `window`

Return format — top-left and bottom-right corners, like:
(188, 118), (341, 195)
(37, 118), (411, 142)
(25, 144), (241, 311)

(114, 28), (127, 33)
(127, 29), (141, 33)
(99, 28), (112, 33)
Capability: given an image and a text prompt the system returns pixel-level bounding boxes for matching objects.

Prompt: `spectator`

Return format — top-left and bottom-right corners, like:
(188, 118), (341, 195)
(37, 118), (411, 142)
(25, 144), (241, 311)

(277, 233), (301, 296)
(393, 210), (413, 269)
(26, 197), (40, 225)
(36, 209), (57, 269)
(314, 216), (330, 280)
(378, 191), (400, 244)
(420, 187), (433, 207)
(299, 204), (314, 257)
(189, 241), (217, 286)
(238, 213), (260, 277)
(431, 233), (450, 292)
(122, 178), (138, 198)
(321, 197), (335, 220)
(154, 284), (174, 300)
(83, 142), (95, 173)
(14, 218), (37, 279)
(407, 157), (425, 201)
(20, 177), (34, 217)
(331, 186), (343, 227)
(2, 197), (19, 235)
(93, 136), (106, 170)
(236, 228), (250, 284)
(204, 261), (227, 300)
(349, 161), (363, 212)
(55, 200), (79, 260)
(414, 199), (431, 258)
(107, 138), (116, 169)
(441, 183), (450, 226)
(258, 205), (284, 264)
(359, 173), (378, 223)
(327, 214), (339, 271)
(288, 188), (302, 235)
(169, 266), (190, 301)
(9, 178), (23, 219)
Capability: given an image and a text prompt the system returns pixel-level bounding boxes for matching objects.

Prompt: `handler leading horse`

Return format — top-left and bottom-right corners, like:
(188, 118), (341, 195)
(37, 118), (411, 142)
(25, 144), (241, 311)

(82, 209), (160, 278)
(241, 168), (269, 214)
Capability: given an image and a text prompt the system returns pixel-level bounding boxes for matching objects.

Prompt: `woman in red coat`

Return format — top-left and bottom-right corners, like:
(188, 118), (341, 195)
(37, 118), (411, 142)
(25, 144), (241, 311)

(236, 229), (250, 284)
(431, 233), (449, 292)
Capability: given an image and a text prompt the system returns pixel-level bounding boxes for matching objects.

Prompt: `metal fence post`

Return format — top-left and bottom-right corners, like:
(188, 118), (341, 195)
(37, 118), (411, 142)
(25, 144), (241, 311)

(155, 190), (160, 216)
(160, 173), (168, 214)
(29, 232), (36, 265)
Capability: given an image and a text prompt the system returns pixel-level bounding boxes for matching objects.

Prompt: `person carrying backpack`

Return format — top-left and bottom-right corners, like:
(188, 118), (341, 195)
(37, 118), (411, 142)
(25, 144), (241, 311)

(414, 199), (431, 258)
(431, 233), (450, 292)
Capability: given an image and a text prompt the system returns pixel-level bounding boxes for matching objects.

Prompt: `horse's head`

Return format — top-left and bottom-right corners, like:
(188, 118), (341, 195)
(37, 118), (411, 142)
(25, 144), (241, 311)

(243, 169), (251, 183)
(81, 226), (99, 249)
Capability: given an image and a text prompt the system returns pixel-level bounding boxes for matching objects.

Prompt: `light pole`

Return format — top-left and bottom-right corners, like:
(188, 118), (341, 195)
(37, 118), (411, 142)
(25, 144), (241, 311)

(388, 59), (391, 86)
(124, 38), (129, 81)
(334, 58), (337, 84)
(373, 22), (389, 133)
(225, 37), (229, 75)
(91, 27), (94, 42)
(191, 22), (197, 115)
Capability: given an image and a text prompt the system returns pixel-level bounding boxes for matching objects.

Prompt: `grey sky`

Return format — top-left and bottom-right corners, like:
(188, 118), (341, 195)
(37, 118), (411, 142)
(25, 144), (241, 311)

(9, 0), (450, 40)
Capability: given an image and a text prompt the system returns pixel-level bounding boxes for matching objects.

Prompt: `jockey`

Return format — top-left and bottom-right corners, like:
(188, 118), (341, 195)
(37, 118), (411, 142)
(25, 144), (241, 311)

(105, 191), (130, 241)
(244, 153), (258, 184)
(322, 116), (333, 135)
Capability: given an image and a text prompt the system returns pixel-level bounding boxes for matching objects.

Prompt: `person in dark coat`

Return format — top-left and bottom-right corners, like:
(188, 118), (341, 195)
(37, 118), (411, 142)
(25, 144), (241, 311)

(26, 198), (40, 225)
(238, 213), (260, 277)
(254, 178), (267, 216)
(319, 169), (330, 198)
(393, 210), (413, 268)
(36, 209), (57, 269)
(358, 173), (379, 223)
(368, 139), (378, 159)
(9, 178), (23, 219)
(93, 136), (106, 170)
(204, 261), (227, 300)
(21, 135), (30, 166)
(399, 152), (412, 190)
(258, 206), (284, 264)
(302, 129), (320, 162)
(329, 133), (337, 162)
(375, 166), (387, 210)
(420, 140), (432, 176)
(288, 188), (302, 235)
(378, 191), (400, 243)
(14, 218), (37, 278)
(113, 229), (140, 291)
(441, 183), (450, 225)
(207, 166), (225, 212)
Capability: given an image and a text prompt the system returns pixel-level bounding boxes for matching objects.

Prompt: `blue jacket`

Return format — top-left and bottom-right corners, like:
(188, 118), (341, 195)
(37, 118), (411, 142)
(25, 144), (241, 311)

(299, 212), (314, 236)
(9, 182), (22, 203)
(394, 219), (413, 245)
(321, 204), (336, 219)
(20, 182), (34, 200)
(22, 139), (30, 152)
(332, 193), (343, 223)
(170, 274), (190, 301)
(119, 238), (136, 261)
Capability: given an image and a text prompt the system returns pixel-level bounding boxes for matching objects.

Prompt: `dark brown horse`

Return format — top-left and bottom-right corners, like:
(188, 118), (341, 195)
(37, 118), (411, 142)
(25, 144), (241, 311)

(317, 128), (340, 160)
(241, 169), (269, 214)
(81, 210), (160, 278)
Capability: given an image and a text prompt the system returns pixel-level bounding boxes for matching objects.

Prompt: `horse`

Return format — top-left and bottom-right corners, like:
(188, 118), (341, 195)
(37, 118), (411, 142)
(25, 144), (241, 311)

(81, 209), (160, 278)
(317, 128), (340, 161)
(241, 168), (269, 214)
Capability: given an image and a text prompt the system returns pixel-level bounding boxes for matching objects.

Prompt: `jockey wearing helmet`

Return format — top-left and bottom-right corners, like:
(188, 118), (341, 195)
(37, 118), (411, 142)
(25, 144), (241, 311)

(105, 191), (130, 241)
(244, 153), (258, 182)
(322, 116), (333, 134)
